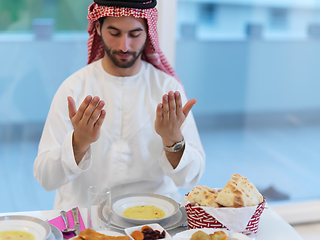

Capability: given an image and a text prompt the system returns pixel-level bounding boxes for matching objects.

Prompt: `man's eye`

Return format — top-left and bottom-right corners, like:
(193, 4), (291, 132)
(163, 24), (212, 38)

(130, 32), (140, 38)
(110, 32), (120, 37)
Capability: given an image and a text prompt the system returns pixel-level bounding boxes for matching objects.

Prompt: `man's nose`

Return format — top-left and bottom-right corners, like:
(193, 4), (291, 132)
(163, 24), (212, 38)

(119, 35), (130, 52)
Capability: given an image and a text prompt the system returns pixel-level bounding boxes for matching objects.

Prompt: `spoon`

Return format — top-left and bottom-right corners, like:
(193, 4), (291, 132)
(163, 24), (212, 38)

(60, 210), (76, 234)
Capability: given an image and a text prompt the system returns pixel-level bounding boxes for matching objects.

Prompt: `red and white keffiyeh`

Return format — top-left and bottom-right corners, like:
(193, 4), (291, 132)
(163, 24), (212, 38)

(87, 2), (179, 81)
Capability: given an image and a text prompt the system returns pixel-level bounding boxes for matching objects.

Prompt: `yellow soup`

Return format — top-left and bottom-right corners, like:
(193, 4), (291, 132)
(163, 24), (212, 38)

(123, 205), (165, 220)
(0, 231), (35, 240)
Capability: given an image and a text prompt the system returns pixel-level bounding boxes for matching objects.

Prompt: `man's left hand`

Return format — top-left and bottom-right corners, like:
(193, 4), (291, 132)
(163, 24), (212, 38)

(155, 91), (197, 147)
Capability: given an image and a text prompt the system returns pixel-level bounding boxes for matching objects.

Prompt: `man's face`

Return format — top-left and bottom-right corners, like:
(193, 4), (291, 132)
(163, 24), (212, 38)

(97, 16), (148, 69)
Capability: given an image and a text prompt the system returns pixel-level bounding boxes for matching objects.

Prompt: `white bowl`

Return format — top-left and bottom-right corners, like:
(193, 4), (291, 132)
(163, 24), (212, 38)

(112, 193), (179, 224)
(124, 223), (171, 240)
(0, 215), (51, 240)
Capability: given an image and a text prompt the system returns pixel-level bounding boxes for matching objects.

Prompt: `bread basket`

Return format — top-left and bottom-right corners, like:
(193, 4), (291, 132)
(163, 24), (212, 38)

(182, 196), (266, 235)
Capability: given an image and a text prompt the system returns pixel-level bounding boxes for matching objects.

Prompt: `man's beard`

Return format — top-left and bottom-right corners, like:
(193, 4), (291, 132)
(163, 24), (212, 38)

(100, 36), (146, 68)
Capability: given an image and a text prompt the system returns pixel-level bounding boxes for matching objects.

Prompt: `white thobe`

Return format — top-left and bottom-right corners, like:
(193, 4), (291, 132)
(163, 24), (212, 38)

(33, 60), (205, 210)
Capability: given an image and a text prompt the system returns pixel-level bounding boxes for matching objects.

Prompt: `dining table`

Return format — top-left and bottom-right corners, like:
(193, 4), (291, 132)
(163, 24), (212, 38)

(0, 205), (303, 240)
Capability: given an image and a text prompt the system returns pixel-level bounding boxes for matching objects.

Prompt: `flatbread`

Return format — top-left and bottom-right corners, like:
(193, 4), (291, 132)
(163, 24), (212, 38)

(187, 185), (220, 207)
(78, 229), (130, 240)
(216, 174), (263, 207)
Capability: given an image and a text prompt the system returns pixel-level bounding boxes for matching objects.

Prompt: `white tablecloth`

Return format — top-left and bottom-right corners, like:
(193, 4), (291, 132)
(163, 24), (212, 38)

(0, 207), (303, 240)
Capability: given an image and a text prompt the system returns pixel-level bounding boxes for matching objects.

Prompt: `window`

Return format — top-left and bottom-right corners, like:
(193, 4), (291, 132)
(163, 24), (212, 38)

(0, 0), (91, 32)
(0, 0), (91, 212)
(1, 0), (320, 222)
(173, 0), (320, 224)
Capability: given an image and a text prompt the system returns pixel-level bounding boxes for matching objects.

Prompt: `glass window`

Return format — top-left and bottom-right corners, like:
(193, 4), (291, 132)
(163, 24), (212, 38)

(0, 0), (91, 212)
(0, 0), (91, 32)
(175, 0), (320, 211)
(1, 0), (320, 218)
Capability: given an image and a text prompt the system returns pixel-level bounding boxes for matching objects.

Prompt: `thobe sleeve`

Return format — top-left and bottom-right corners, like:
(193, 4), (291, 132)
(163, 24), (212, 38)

(158, 111), (205, 189)
(33, 82), (92, 192)
(157, 79), (205, 189)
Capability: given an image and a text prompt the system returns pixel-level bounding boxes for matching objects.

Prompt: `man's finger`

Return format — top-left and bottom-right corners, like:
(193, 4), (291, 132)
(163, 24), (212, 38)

(88, 100), (105, 126)
(74, 95), (93, 122)
(81, 96), (100, 124)
(68, 96), (77, 119)
(182, 99), (197, 118)
(156, 103), (164, 122)
(175, 91), (183, 118)
(162, 94), (169, 120)
(94, 110), (106, 129)
(168, 91), (176, 119)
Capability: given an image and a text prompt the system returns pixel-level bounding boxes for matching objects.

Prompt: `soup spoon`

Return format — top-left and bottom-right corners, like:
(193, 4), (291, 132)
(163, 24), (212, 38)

(60, 210), (76, 234)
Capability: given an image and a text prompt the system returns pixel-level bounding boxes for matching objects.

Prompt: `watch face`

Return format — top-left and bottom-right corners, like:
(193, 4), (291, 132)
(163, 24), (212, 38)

(174, 143), (183, 152)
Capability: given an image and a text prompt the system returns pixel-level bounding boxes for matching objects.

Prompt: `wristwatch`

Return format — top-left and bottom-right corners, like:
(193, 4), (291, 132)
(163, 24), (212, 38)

(163, 138), (185, 152)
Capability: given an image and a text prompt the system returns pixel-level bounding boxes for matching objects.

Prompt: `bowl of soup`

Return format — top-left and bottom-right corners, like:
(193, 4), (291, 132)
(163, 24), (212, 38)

(0, 215), (51, 240)
(111, 193), (180, 224)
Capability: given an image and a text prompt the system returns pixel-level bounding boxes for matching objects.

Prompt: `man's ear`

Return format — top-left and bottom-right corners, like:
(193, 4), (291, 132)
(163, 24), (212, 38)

(95, 21), (101, 36)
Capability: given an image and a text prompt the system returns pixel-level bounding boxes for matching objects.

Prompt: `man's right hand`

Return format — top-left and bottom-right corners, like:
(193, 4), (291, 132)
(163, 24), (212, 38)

(68, 95), (106, 164)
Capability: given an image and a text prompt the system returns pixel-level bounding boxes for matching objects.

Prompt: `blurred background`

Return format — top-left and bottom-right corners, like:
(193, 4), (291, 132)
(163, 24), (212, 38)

(0, 1), (319, 232)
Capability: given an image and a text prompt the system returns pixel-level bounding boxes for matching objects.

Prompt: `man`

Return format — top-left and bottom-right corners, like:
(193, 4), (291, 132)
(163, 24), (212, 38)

(33, 0), (205, 210)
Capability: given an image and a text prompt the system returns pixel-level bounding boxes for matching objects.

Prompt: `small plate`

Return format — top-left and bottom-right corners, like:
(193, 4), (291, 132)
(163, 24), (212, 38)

(172, 228), (252, 240)
(125, 223), (171, 240)
(111, 193), (179, 224)
(0, 215), (51, 240)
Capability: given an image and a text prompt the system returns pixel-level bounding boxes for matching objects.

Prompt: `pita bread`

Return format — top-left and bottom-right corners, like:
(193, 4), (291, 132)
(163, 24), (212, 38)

(187, 185), (220, 207)
(216, 174), (263, 207)
(78, 229), (130, 240)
